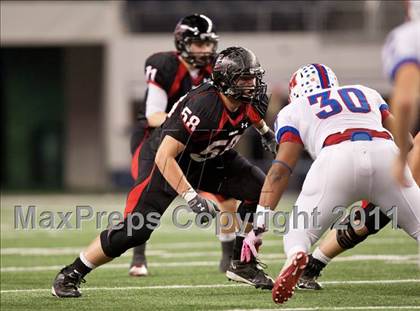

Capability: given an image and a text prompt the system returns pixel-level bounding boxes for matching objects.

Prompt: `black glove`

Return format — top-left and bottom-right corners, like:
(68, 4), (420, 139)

(251, 93), (269, 119)
(187, 194), (220, 223)
(261, 129), (278, 156)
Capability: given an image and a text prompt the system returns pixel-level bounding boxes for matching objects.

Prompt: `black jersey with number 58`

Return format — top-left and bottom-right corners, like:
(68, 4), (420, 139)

(147, 82), (263, 162)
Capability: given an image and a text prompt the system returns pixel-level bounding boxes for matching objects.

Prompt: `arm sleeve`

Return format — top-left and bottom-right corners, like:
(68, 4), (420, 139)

(274, 105), (304, 145)
(382, 23), (420, 82)
(145, 83), (168, 118)
(143, 53), (178, 117)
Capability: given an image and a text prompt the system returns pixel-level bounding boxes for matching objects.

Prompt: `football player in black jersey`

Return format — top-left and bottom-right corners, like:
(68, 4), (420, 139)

(129, 14), (238, 276)
(52, 47), (278, 298)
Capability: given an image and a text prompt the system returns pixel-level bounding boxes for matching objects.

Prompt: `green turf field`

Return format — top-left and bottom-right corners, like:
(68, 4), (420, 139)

(1, 193), (419, 311)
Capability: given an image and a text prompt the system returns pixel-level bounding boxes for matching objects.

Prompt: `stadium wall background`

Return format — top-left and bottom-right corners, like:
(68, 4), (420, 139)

(0, 1), (398, 191)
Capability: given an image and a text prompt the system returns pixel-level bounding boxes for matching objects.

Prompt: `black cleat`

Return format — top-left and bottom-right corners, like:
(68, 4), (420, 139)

(51, 267), (86, 298)
(297, 275), (323, 290)
(226, 259), (274, 290)
(296, 254), (325, 290)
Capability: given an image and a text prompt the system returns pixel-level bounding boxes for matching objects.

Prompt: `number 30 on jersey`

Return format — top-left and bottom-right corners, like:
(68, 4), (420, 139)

(308, 87), (371, 119)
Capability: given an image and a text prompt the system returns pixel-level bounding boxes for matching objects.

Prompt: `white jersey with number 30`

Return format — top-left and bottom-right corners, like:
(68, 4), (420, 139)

(274, 84), (391, 159)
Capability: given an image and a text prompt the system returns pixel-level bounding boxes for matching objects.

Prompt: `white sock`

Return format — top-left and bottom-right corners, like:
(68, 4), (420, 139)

(312, 247), (331, 265)
(218, 232), (236, 242)
(285, 245), (307, 260)
(80, 252), (97, 270)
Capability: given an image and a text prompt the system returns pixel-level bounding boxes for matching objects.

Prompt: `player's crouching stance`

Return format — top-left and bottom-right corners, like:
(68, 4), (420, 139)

(297, 1), (420, 290)
(241, 64), (420, 304)
(51, 47), (277, 298)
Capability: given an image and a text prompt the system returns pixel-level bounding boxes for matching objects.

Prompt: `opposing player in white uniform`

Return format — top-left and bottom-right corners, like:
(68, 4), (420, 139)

(382, 0), (420, 186)
(239, 64), (420, 304)
(289, 2), (420, 291)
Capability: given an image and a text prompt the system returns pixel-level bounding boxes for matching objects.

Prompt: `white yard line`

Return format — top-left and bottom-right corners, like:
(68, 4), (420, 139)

(1, 283), (245, 293)
(1, 246), (418, 262)
(0, 236), (411, 252)
(1, 279), (419, 294)
(1, 254), (418, 272)
(0, 261), (219, 272)
(2, 255), (418, 272)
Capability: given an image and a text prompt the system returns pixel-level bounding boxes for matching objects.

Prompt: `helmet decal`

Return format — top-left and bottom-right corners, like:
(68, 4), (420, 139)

(174, 14), (219, 68)
(199, 14), (214, 33)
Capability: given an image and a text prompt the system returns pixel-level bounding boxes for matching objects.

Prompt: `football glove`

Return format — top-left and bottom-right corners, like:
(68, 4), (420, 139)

(187, 194), (220, 224)
(241, 227), (266, 263)
(261, 129), (278, 156)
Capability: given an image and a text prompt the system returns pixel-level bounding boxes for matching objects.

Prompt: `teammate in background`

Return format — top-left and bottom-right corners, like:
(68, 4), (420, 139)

(383, 0), (420, 186)
(239, 64), (420, 304)
(291, 1), (420, 290)
(52, 47), (278, 298)
(129, 14), (237, 276)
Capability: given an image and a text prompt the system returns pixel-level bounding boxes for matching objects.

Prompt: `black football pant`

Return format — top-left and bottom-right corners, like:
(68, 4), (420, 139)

(130, 121), (151, 180)
(130, 121), (151, 265)
(100, 145), (265, 258)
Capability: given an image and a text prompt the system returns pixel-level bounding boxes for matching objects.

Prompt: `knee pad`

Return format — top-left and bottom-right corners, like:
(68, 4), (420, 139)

(362, 203), (391, 235)
(237, 200), (257, 222)
(336, 225), (367, 250)
(100, 229), (124, 258)
(100, 222), (153, 258)
(335, 203), (391, 251)
(336, 216), (368, 250)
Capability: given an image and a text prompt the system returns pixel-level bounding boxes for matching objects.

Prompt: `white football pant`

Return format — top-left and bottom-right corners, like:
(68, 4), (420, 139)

(283, 139), (420, 258)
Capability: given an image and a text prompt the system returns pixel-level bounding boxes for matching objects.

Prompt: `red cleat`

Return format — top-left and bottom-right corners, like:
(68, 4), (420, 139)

(272, 252), (308, 304)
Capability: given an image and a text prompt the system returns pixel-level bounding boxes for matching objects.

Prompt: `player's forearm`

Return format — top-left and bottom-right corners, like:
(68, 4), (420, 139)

(392, 107), (415, 159)
(156, 156), (192, 195)
(259, 165), (291, 210)
(383, 114), (414, 151)
(391, 64), (420, 159)
(259, 142), (303, 209)
(147, 111), (168, 128)
(155, 136), (192, 195)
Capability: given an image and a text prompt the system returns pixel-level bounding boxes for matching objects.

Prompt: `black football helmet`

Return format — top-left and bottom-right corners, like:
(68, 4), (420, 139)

(174, 14), (219, 68)
(212, 47), (267, 103)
